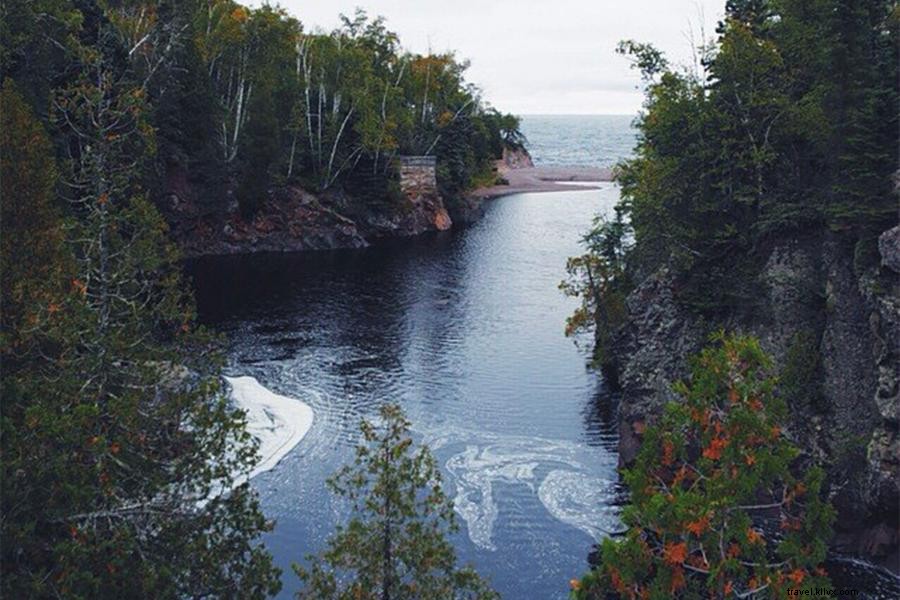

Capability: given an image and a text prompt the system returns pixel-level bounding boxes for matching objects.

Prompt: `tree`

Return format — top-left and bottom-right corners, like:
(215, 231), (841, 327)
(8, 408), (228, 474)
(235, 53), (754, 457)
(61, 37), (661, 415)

(571, 333), (835, 599)
(560, 208), (632, 371)
(1, 16), (281, 597)
(294, 404), (497, 600)
(0, 79), (71, 355)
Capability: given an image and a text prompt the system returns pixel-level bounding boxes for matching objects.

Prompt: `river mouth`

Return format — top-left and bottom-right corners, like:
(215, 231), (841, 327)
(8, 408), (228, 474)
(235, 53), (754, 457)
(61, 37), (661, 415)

(189, 187), (625, 598)
(188, 185), (899, 599)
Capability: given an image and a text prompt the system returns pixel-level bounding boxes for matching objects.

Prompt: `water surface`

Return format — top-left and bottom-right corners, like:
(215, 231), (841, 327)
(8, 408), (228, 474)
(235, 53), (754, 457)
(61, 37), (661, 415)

(191, 186), (624, 598)
(519, 115), (636, 168)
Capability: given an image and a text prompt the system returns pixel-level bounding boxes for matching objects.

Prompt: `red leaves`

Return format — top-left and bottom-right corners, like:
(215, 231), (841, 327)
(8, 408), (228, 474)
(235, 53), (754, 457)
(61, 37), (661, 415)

(702, 436), (728, 460)
(663, 541), (688, 565)
(686, 514), (710, 536)
(662, 439), (675, 466)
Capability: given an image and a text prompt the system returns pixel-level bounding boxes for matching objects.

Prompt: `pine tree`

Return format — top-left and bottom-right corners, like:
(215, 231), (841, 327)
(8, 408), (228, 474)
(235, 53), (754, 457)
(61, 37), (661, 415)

(570, 334), (835, 599)
(295, 404), (497, 600)
(1, 18), (281, 598)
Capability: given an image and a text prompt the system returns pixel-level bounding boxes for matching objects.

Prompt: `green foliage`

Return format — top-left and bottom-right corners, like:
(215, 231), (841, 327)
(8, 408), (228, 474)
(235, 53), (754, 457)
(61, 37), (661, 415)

(594, 0), (898, 315)
(0, 79), (71, 354)
(571, 333), (835, 599)
(294, 404), (497, 600)
(560, 209), (633, 369)
(1, 14), (281, 597)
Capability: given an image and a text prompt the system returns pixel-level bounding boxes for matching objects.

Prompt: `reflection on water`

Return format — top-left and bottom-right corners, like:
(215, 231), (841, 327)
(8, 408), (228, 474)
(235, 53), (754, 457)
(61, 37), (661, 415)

(188, 183), (899, 599)
(190, 187), (623, 599)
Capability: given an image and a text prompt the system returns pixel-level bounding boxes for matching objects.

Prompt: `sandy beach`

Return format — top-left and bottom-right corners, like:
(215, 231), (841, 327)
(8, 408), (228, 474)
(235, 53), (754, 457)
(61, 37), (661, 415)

(472, 165), (614, 199)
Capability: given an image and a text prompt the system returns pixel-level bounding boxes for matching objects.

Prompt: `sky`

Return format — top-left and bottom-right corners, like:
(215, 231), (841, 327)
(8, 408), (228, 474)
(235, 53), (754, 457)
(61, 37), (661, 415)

(253, 0), (725, 115)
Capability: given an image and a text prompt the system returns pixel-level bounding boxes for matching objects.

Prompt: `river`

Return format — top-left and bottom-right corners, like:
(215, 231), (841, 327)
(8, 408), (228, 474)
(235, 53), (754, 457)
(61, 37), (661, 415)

(190, 185), (625, 598)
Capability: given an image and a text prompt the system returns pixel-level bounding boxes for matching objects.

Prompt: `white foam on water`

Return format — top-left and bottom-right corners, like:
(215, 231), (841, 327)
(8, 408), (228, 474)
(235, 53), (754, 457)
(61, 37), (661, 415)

(445, 445), (541, 551)
(225, 375), (314, 484)
(537, 470), (621, 540)
(437, 430), (621, 551)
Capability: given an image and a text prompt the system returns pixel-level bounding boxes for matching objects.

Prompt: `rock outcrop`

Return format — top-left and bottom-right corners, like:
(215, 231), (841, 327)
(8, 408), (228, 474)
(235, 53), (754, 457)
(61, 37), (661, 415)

(609, 228), (900, 569)
(161, 158), (456, 257)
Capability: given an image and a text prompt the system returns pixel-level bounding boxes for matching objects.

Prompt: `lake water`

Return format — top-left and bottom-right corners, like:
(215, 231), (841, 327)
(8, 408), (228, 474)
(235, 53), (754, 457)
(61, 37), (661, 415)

(189, 115), (898, 598)
(191, 185), (625, 599)
(519, 114), (637, 168)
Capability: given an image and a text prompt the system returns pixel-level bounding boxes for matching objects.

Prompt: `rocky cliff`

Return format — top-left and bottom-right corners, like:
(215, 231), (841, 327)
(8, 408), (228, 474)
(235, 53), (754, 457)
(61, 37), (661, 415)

(159, 162), (455, 257)
(609, 225), (900, 569)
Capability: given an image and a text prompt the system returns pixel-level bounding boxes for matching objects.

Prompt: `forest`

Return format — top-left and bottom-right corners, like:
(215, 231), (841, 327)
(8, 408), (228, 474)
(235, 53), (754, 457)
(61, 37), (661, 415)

(565, 1), (899, 598)
(2, 0), (898, 598)
(1, 0), (519, 597)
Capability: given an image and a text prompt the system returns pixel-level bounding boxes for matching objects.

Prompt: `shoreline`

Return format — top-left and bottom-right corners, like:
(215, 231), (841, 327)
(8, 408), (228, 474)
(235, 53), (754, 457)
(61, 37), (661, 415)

(177, 163), (614, 258)
(471, 165), (615, 199)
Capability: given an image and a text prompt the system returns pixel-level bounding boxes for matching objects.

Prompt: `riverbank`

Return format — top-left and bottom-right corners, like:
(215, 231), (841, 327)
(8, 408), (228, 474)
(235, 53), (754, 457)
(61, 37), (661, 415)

(164, 157), (614, 258)
(471, 165), (614, 199)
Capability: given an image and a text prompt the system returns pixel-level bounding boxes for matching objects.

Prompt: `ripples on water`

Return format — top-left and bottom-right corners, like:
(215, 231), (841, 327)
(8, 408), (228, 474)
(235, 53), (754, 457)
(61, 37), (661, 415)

(520, 115), (637, 168)
(190, 187), (625, 599)
(188, 182), (899, 599)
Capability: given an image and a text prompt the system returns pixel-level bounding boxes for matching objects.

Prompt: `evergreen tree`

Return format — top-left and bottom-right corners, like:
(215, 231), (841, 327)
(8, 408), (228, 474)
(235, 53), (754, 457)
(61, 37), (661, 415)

(295, 404), (497, 600)
(1, 17), (281, 598)
(571, 334), (835, 599)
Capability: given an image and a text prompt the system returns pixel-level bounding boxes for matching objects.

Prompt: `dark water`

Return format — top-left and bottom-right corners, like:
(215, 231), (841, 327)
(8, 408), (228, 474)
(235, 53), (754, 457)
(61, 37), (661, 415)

(519, 115), (637, 168)
(191, 186), (626, 599)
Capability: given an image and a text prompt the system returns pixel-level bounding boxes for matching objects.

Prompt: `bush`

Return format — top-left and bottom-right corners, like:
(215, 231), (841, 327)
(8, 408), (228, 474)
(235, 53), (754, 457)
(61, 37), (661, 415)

(571, 333), (834, 599)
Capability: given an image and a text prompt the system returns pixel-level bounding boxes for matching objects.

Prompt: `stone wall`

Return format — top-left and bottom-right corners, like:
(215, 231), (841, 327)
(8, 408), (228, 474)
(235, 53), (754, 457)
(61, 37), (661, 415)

(396, 156), (451, 231)
(398, 155), (439, 198)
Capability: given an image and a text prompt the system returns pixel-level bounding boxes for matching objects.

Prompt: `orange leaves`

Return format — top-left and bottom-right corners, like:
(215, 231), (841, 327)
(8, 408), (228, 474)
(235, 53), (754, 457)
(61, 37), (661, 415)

(97, 192), (109, 206)
(690, 407), (710, 428)
(672, 465), (691, 487)
(744, 452), (756, 466)
(231, 7), (249, 23)
(609, 566), (627, 594)
(669, 566), (686, 593)
(662, 438), (675, 466)
(686, 514), (710, 536)
(727, 386), (740, 404)
(663, 541), (688, 565)
(789, 568), (806, 585)
(71, 278), (87, 296)
(568, 578), (581, 591)
(723, 580), (733, 595)
(702, 436), (728, 460)
(746, 528), (763, 545)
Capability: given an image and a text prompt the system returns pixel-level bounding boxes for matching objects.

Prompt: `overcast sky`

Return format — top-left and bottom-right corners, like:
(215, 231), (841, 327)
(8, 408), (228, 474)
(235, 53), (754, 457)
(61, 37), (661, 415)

(253, 1), (725, 115)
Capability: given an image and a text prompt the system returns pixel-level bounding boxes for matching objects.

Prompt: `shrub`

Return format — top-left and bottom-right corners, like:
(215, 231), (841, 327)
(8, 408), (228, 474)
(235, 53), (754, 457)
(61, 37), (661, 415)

(572, 333), (834, 599)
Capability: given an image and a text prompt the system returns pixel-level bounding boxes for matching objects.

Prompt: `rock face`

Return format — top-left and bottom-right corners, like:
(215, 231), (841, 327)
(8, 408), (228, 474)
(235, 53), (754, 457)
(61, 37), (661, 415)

(162, 157), (456, 257)
(500, 146), (534, 170)
(609, 228), (900, 569)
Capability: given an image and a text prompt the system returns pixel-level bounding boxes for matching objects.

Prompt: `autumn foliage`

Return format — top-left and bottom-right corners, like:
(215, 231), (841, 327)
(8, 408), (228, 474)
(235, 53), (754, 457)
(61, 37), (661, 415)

(572, 333), (834, 599)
